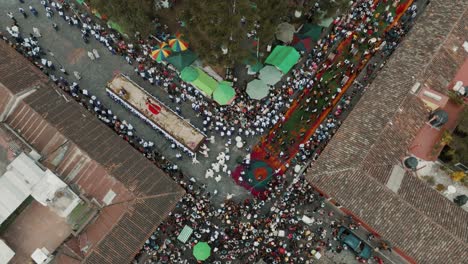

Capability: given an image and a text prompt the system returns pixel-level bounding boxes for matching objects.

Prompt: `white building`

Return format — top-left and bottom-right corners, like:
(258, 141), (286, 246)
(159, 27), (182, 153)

(0, 153), (81, 224)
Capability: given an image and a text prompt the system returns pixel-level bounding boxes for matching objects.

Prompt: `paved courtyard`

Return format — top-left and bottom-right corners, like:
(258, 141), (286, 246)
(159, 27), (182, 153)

(2, 200), (72, 264)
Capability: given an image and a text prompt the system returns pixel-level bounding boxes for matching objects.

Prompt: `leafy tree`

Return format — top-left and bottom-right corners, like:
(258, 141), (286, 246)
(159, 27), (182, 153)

(88, 0), (155, 36)
(447, 107), (468, 165)
(180, 0), (254, 67)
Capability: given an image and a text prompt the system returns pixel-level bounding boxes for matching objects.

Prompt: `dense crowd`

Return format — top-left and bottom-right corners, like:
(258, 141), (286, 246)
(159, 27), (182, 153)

(136, 168), (394, 264)
(2, 0), (420, 263)
(132, 1), (418, 263)
(4, 0), (416, 160)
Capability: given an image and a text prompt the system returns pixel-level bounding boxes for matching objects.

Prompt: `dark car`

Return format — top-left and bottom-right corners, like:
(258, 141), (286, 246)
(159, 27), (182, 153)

(338, 227), (372, 259)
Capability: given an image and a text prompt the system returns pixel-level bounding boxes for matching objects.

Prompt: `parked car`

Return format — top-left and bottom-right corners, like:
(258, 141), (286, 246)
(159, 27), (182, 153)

(338, 227), (372, 259)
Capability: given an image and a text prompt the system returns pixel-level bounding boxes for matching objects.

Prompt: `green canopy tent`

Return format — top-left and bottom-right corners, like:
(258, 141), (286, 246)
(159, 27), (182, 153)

(167, 50), (198, 71)
(193, 242), (211, 261)
(213, 81), (236, 105)
(265, 46), (300, 74)
(298, 24), (323, 41)
(108, 20), (125, 35)
(246, 79), (269, 100)
(191, 67), (218, 97)
(259, 65), (283, 85)
(180, 66), (199, 82)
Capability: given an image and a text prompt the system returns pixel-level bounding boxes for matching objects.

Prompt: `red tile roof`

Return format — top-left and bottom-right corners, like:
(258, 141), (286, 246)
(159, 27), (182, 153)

(306, 1), (468, 263)
(0, 42), (47, 95)
(0, 42), (185, 263)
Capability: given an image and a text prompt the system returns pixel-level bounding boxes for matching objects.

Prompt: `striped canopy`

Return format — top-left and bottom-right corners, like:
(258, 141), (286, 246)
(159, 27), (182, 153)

(151, 42), (172, 62)
(177, 225), (193, 243)
(168, 32), (189, 52)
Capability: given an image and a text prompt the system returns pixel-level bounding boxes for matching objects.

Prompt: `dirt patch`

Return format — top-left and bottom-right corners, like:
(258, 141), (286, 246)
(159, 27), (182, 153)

(67, 48), (86, 65)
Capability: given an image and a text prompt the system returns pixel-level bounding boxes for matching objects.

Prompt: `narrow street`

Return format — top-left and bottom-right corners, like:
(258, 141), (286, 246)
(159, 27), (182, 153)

(0, 0), (252, 204)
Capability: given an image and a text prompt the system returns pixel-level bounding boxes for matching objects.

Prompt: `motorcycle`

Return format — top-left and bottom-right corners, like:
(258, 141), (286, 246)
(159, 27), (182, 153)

(52, 23), (58, 31)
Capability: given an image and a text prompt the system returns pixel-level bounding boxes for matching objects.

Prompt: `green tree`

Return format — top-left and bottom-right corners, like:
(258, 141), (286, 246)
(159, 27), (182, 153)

(447, 107), (468, 164)
(88, 0), (155, 36)
(180, 0), (254, 67)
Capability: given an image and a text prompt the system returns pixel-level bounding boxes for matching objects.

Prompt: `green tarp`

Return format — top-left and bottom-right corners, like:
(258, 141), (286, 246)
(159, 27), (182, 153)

(265, 46), (300, 74)
(191, 67), (218, 97)
(298, 24), (323, 41)
(76, 0), (85, 4)
(259, 65), (283, 85)
(167, 50), (198, 71)
(108, 20), (125, 34)
(193, 242), (211, 261)
(180, 66), (199, 82)
(213, 81), (236, 105)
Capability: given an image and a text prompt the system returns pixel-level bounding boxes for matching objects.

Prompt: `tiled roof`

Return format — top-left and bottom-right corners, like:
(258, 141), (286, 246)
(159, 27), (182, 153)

(306, 0), (468, 263)
(0, 43), (185, 263)
(0, 41), (47, 94)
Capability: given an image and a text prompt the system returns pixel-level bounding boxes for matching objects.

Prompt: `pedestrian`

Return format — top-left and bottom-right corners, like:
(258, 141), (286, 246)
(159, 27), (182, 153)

(92, 49), (100, 59)
(29, 6), (38, 16)
(73, 71), (81, 80)
(87, 51), (95, 60)
(47, 60), (55, 70)
(18, 8), (27, 18)
(6, 12), (16, 24)
(32, 27), (41, 38)
(59, 67), (68, 75)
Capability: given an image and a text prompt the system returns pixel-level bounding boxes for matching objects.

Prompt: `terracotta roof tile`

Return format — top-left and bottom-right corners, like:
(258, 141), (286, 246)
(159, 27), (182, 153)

(306, 0), (468, 263)
(0, 42), (47, 94)
(0, 42), (185, 263)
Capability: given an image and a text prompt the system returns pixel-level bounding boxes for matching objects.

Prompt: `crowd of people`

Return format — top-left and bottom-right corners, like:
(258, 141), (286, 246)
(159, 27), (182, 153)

(132, 1), (418, 263)
(1, 0), (169, 172)
(2, 0), (421, 263)
(136, 168), (393, 264)
(4, 0), (416, 161)
(262, 0), (417, 160)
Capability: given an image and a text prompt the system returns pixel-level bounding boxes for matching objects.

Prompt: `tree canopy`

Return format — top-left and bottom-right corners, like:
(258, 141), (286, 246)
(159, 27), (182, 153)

(87, 0), (351, 67)
(181, 0), (247, 67)
(88, 0), (155, 36)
